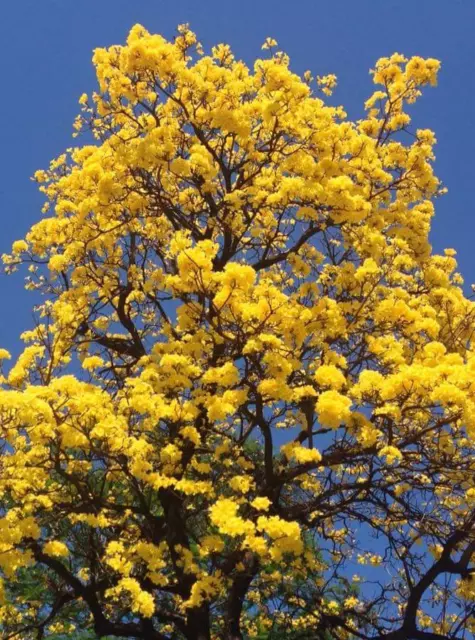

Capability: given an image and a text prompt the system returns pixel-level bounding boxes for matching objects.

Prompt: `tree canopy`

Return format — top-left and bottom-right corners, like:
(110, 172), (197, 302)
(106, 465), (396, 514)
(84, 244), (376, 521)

(1, 23), (475, 640)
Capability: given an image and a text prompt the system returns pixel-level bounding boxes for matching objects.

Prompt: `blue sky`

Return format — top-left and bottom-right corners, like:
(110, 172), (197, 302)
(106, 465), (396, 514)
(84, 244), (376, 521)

(1, 0), (475, 354)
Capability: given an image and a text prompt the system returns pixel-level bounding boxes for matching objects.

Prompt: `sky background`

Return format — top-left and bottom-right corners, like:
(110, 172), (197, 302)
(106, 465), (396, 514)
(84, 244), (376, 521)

(1, 0), (475, 355)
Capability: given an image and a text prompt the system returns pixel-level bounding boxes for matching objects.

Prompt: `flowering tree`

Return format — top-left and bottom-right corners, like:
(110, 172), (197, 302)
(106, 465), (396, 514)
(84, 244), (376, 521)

(1, 23), (475, 640)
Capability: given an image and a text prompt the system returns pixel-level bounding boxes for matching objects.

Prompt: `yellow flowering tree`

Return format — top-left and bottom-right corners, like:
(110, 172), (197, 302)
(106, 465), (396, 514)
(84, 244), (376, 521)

(1, 23), (475, 640)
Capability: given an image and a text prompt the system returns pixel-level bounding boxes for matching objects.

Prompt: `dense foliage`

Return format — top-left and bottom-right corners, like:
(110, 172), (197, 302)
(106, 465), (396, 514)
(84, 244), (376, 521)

(1, 24), (475, 640)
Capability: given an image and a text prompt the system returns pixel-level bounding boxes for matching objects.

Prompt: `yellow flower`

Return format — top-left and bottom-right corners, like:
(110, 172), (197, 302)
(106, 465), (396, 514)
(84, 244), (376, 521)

(43, 541), (69, 557)
(379, 445), (403, 465)
(316, 390), (352, 428)
(314, 364), (346, 390)
(262, 37), (278, 50)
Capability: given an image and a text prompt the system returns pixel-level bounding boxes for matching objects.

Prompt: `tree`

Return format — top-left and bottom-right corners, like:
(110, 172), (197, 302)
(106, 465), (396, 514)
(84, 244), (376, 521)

(0, 21), (474, 640)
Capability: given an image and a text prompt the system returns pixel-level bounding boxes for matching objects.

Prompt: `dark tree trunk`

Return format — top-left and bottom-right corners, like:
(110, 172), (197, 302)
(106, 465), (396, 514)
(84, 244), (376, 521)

(186, 606), (211, 640)
(224, 555), (258, 640)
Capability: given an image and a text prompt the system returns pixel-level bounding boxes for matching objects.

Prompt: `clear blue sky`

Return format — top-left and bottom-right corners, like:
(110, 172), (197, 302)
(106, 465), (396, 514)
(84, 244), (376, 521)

(2, 0), (475, 354)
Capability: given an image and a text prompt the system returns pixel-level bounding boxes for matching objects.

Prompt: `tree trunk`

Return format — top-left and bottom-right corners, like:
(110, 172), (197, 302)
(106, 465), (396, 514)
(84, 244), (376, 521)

(186, 607), (211, 640)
